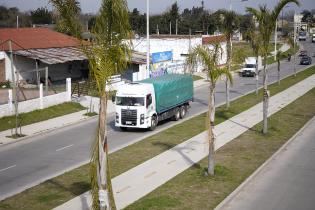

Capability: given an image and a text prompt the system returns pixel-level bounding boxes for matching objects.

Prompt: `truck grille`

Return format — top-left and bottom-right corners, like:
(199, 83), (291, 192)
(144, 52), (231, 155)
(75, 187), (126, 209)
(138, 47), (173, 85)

(121, 109), (137, 126)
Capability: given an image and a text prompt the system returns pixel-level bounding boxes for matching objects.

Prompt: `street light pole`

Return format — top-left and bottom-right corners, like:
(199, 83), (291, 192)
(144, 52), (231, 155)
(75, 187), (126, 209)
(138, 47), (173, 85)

(146, 0), (150, 79)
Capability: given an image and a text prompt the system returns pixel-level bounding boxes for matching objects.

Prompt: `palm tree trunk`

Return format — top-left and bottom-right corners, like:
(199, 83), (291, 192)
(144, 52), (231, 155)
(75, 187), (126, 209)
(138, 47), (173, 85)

(262, 58), (269, 134)
(255, 56), (259, 95)
(225, 37), (232, 109)
(97, 92), (116, 210)
(277, 60), (280, 85)
(207, 84), (215, 175)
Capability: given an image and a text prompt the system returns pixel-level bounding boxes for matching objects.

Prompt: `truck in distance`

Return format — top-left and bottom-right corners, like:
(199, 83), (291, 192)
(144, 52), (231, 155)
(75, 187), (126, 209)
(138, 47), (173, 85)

(113, 74), (193, 131)
(298, 31), (307, 41)
(241, 56), (262, 77)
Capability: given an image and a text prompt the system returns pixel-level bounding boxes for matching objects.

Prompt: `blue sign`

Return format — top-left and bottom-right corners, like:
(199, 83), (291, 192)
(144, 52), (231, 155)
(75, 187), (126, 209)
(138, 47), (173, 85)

(151, 51), (173, 63)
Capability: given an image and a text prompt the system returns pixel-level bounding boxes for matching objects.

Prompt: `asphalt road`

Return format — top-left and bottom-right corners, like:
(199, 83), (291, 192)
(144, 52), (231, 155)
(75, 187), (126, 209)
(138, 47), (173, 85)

(0, 40), (314, 200)
(217, 117), (315, 210)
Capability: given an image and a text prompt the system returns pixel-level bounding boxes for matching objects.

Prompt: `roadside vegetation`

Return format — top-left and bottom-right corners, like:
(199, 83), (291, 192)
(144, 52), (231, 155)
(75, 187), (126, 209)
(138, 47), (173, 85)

(0, 65), (314, 210)
(126, 84), (315, 210)
(0, 102), (85, 132)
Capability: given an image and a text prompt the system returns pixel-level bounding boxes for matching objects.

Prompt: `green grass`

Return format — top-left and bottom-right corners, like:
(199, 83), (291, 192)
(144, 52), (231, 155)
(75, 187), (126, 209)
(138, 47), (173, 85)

(125, 86), (315, 210)
(0, 102), (85, 132)
(0, 66), (314, 210)
(192, 75), (204, 81)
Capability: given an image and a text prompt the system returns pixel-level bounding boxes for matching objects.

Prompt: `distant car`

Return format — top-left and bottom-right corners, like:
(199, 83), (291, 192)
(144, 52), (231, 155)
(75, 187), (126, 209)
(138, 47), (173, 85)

(312, 34), (315, 43)
(298, 31), (307, 41)
(299, 50), (308, 57)
(300, 56), (312, 65)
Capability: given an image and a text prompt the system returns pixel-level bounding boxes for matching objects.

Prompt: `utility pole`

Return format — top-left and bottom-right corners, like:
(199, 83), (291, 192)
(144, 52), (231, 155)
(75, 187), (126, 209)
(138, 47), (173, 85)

(9, 40), (19, 136)
(176, 19), (178, 35)
(146, 0), (150, 79)
(274, 20), (277, 61)
(16, 16), (19, 28)
(293, 20), (296, 76)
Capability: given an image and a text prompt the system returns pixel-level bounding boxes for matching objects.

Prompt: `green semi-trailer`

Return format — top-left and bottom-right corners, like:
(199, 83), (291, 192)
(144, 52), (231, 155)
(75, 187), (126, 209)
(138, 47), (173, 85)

(114, 74), (193, 130)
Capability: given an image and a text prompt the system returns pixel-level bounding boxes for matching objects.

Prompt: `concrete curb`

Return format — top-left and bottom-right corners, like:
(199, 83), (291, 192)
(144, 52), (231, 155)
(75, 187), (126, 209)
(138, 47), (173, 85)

(214, 116), (315, 210)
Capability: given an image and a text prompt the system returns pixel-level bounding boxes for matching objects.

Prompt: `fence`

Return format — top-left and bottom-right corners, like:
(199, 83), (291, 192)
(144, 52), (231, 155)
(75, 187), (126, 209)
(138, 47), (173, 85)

(0, 78), (71, 118)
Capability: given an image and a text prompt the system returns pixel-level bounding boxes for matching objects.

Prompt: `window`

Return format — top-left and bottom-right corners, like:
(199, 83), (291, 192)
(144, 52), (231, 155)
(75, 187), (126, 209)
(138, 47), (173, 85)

(146, 94), (152, 108)
(116, 97), (144, 106)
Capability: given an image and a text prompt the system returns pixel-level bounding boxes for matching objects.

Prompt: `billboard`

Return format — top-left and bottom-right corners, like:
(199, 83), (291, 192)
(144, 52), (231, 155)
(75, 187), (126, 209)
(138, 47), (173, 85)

(151, 51), (173, 63)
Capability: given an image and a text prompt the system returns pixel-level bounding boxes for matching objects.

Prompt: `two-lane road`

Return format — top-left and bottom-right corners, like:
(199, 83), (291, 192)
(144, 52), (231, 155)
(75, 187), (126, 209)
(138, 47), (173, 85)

(0, 40), (314, 200)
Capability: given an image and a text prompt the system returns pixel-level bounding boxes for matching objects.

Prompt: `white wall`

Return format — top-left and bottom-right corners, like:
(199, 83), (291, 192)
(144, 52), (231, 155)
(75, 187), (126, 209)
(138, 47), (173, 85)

(0, 79), (71, 118)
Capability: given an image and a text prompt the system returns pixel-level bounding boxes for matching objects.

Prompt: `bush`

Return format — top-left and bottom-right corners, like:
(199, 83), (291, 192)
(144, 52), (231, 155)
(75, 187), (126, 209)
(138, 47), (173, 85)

(0, 80), (11, 89)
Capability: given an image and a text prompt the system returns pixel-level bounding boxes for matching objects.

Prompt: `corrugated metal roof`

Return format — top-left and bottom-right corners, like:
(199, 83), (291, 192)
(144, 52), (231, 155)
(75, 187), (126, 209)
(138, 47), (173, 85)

(14, 47), (148, 65)
(14, 47), (86, 64)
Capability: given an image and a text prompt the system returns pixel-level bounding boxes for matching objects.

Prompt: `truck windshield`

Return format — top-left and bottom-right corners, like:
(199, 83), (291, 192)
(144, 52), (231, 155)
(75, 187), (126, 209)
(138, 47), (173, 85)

(116, 97), (144, 106)
(299, 32), (306, 36)
(245, 64), (256, 68)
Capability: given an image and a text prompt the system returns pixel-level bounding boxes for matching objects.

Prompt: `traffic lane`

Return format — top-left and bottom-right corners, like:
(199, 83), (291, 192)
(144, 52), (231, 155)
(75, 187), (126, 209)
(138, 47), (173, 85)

(219, 118), (315, 210)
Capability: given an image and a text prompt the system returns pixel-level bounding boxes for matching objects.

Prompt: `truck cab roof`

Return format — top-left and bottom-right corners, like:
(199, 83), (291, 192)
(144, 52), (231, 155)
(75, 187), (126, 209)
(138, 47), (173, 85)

(116, 83), (153, 96)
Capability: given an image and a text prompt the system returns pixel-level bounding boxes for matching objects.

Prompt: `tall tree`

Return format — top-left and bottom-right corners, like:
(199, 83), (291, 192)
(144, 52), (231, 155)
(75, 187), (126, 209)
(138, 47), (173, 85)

(247, 0), (300, 134)
(51, 0), (82, 38)
(30, 7), (53, 24)
(247, 24), (262, 95)
(187, 44), (232, 175)
(50, 0), (131, 209)
(218, 10), (239, 109)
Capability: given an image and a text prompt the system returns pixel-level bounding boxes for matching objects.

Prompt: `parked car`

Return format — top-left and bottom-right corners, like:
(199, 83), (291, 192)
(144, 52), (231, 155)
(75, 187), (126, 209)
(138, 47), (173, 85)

(312, 34), (315, 43)
(300, 56), (312, 65)
(299, 50), (308, 57)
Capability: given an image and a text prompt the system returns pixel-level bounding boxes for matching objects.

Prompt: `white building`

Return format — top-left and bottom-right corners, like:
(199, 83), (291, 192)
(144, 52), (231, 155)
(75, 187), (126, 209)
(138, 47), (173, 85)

(129, 34), (227, 81)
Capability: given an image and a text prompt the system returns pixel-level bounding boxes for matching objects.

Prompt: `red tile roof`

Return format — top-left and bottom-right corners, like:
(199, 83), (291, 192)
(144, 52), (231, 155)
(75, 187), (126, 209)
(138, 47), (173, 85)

(0, 28), (80, 51)
(202, 35), (226, 45)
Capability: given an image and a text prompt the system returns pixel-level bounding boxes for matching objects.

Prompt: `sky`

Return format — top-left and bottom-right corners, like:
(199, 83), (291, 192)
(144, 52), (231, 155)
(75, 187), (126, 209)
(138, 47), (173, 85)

(0, 0), (312, 14)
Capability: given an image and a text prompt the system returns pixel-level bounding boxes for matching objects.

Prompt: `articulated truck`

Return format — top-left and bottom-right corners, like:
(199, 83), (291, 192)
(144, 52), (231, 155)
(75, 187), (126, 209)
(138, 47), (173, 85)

(114, 74), (193, 131)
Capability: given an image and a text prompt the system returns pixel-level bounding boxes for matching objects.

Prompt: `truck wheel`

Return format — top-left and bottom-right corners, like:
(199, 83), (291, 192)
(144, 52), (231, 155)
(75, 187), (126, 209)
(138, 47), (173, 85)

(180, 106), (186, 119)
(149, 116), (157, 131)
(173, 108), (180, 121)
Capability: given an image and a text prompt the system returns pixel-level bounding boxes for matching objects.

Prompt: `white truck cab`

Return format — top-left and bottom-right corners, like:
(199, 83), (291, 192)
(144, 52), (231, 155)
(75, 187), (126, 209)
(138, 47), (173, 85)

(241, 57), (262, 77)
(114, 83), (157, 130)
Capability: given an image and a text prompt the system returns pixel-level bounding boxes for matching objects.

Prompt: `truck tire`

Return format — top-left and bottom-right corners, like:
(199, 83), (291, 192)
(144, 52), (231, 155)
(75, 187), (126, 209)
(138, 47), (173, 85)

(149, 115), (157, 131)
(180, 106), (187, 119)
(173, 108), (180, 121)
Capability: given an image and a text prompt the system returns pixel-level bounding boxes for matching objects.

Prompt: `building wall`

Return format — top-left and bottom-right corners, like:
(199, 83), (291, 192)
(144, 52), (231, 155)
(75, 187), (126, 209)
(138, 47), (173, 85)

(130, 37), (227, 77)
(2, 53), (87, 83)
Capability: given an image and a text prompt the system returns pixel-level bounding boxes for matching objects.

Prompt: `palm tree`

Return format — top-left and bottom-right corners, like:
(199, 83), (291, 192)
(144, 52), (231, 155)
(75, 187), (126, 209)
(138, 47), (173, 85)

(246, 0), (299, 134)
(187, 44), (232, 175)
(287, 36), (297, 76)
(247, 27), (262, 95)
(51, 0), (131, 209)
(219, 10), (239, 109)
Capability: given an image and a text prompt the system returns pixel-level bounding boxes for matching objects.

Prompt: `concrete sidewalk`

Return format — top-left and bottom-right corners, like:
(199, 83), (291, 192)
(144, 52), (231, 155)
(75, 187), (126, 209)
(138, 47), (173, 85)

(54, 74), (315, 210)
(0, 79), (209, 146)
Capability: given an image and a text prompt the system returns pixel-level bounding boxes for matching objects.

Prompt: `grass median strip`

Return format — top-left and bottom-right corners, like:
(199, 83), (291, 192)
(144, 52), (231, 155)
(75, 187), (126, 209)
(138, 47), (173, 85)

(0, 102), (85, 132)
(125, 85), (315, 210)
(0, 66), (314, 210)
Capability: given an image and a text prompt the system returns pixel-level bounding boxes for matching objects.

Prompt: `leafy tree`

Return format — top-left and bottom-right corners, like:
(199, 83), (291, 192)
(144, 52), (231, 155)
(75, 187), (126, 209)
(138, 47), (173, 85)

(246, 0), (300, 134)
(30, 7), (53, 24)
(50, 0), (82, 38)
(187, 44), (232, 175)
(218, 9), (239, 109)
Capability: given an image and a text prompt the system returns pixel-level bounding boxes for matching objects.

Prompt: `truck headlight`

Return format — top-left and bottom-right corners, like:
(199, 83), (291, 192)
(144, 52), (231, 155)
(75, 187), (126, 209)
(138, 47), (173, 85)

(116, 112), (119, 123)
(140, 114), (144, 124)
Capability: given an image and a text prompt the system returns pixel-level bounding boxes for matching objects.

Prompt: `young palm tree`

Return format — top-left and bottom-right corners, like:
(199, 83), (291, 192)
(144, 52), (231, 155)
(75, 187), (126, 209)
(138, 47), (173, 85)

(287, 36), (297, 76)
(187, 44), (232, 175)
(247, 27), (262, 95)
(246, 0), (299, 134)
(51, 0), (131, 209)
(219, 10), (239, 109)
